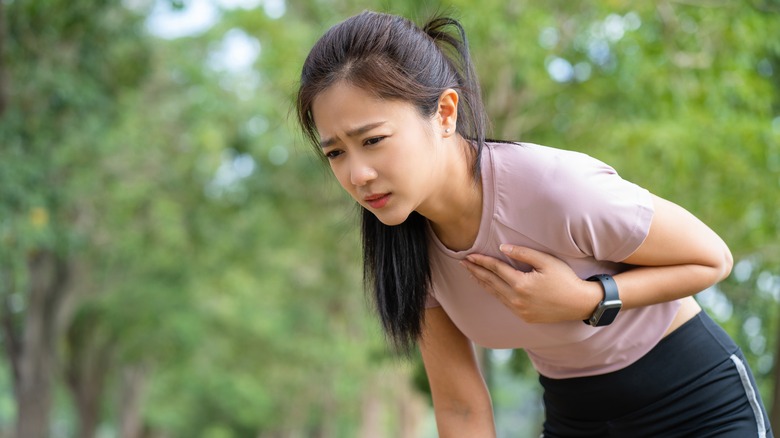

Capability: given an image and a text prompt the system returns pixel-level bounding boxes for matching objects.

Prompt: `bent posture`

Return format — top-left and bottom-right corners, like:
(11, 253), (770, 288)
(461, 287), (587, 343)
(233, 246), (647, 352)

(296, 11), (772, 438)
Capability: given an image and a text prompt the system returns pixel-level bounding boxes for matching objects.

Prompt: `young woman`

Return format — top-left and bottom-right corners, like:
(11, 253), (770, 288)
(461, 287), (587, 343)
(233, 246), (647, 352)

(296, 11), (773, 438)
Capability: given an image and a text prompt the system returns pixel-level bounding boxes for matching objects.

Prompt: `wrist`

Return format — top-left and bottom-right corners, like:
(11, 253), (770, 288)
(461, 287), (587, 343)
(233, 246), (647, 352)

(581, 279), (603, 320)
(583, 274), (623, 326)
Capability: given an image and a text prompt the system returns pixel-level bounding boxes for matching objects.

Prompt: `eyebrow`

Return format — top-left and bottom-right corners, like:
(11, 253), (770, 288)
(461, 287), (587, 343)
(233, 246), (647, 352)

(319, 121), (387, 148)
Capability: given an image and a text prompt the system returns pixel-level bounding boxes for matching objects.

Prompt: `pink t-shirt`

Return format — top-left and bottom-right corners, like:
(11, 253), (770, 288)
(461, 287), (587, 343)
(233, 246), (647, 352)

(426, 142), (681, 379)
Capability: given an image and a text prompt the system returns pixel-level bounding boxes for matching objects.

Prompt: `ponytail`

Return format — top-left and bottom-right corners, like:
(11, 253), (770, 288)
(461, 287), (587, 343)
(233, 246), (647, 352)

(423, 17), (487, 180)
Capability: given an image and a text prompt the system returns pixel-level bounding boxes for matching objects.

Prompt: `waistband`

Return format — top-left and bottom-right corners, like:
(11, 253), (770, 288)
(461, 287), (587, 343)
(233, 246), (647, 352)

(539, 310), (738, 419)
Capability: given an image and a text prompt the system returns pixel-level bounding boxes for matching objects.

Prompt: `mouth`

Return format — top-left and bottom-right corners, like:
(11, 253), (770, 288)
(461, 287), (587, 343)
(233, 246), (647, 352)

(364, 193), (391, 209)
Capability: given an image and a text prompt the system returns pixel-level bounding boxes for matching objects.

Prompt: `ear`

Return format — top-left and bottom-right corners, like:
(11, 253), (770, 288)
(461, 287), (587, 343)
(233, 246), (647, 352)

(436, 88), (459, 137)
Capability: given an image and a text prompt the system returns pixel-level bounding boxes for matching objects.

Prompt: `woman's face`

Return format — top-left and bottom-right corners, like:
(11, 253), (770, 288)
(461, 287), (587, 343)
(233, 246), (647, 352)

(312, 82), (447, 226)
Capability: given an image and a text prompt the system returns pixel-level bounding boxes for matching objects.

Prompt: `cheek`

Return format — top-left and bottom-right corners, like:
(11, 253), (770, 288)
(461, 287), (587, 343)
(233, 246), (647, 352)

(329, 162), (355, 193)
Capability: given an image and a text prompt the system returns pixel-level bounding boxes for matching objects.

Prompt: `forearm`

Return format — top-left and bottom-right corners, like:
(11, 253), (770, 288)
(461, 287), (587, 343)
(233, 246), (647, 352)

(462, 195), (733, 323)
(429, 362), (496, 437)
(421, 307), (497, 437)
(597, 195), (734, 313)
(434, 402), (496, 438)
(610, 262), (730, 311)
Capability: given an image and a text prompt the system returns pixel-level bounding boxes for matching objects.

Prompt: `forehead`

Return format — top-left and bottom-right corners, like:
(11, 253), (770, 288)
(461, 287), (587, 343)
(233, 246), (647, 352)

(311, 82), (420, 135)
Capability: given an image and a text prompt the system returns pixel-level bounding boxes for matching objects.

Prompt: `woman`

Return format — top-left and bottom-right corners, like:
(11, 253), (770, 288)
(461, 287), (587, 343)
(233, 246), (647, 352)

(296, 11), (772, 438)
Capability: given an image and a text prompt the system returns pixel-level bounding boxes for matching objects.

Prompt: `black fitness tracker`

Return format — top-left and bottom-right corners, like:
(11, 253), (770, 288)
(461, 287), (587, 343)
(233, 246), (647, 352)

(583, 274), (622, 327)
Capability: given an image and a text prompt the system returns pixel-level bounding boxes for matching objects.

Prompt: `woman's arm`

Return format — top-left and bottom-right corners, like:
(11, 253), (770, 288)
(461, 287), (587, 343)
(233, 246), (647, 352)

(420, 306), (496, 437)
(461, 194), (733, 323)
(609, 194), (732, 309)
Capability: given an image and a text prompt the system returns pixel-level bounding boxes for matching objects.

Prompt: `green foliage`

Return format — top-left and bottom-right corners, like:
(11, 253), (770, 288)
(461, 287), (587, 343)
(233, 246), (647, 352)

(2, 0), (386, 435)
(1, 0), (778, 436)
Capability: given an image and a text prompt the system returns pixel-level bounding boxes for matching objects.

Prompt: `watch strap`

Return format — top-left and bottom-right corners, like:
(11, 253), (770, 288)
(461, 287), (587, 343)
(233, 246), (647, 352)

(583, 274), (621, 326)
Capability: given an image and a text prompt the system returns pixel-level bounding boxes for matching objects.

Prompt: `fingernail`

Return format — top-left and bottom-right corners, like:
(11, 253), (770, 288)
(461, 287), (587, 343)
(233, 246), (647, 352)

(500, 244), (511, 253)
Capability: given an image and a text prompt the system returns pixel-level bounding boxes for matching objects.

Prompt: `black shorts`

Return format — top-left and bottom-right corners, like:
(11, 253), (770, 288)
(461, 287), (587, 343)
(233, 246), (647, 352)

(539, 311), (773, 438)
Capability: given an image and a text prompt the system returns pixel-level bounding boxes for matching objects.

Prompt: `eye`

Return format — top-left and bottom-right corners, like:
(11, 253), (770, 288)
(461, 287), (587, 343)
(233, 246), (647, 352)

(364, 136), (385, 146)
(324, 149), (343, 159)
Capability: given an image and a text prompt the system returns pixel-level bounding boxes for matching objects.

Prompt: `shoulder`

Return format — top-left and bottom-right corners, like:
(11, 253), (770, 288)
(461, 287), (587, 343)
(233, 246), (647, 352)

(484, 142), (653, 260)
(485, 141), (617, 207)
(487, 141), (612, 176)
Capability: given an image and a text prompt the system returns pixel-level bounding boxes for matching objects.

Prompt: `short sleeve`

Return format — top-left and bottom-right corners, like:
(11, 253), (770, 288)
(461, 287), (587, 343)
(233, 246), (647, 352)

(496, 147), (653, 262)
(543, 153), (655, 262)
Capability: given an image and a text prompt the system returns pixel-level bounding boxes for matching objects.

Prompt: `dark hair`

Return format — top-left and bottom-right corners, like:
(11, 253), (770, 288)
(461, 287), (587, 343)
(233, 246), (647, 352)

(296, 11), (488, 353)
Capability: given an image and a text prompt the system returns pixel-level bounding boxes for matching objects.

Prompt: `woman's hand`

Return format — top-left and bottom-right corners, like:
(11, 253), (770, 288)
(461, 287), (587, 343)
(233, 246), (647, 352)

(462, 195), (733, 322)
(461, 245), (602, 324)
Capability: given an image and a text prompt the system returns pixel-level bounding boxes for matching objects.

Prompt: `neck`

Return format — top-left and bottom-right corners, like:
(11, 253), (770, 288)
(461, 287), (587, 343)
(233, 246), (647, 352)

(419, 136), (483, 251)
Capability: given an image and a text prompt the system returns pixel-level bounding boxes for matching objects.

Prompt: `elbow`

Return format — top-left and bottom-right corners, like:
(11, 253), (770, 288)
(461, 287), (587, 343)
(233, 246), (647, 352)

(710, 241), (733, 282)
(719, 245), (734, 281)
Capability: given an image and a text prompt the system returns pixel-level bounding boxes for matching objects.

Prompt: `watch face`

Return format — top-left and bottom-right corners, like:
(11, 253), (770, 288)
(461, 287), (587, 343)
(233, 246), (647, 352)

(590, 301), (622, 326)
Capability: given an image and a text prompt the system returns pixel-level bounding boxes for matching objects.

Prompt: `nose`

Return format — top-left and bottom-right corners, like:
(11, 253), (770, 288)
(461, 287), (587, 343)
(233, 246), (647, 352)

(349, 157), (377, 186)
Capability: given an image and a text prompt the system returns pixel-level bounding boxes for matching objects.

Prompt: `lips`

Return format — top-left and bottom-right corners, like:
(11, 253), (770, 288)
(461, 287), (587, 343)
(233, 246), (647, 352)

(364, 193), (391, 209)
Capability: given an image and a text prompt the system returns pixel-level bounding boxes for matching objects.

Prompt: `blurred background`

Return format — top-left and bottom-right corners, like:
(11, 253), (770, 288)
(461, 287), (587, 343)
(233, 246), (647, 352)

(0, 0), (778, 436)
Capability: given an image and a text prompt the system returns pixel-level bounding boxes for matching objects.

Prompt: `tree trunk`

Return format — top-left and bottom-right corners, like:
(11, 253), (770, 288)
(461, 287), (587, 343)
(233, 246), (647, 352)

(770, 314), (780, 431)
(397, 374), (426, 438)
(119, 364), (148, 438)
(1, 266), (22, 401)
(15, 251), (71, 438)
(357, 391), (381, 438)
(65, 314), (114, 438)
(73, 380), (103, 438)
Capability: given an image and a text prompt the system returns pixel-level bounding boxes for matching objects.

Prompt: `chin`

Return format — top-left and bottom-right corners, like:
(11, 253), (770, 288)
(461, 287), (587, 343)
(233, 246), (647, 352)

(372, 210), (413, 227)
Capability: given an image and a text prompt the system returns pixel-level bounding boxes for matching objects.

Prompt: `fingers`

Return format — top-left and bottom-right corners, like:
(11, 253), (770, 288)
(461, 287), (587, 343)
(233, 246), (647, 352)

(461, 257), (536, 321)
(460, 246), (549, 306)
(462, 252), (530, 295)
(460, 259), (513, 304)
(462, 246), (586, 324)
(499, 244), (559, 270)
(465, 253), (521, 280)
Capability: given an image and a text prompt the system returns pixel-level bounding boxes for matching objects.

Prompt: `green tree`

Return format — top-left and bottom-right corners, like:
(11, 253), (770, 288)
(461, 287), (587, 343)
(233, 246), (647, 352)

(0, 0), (151, 435)
(1, 1), (777, 436)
